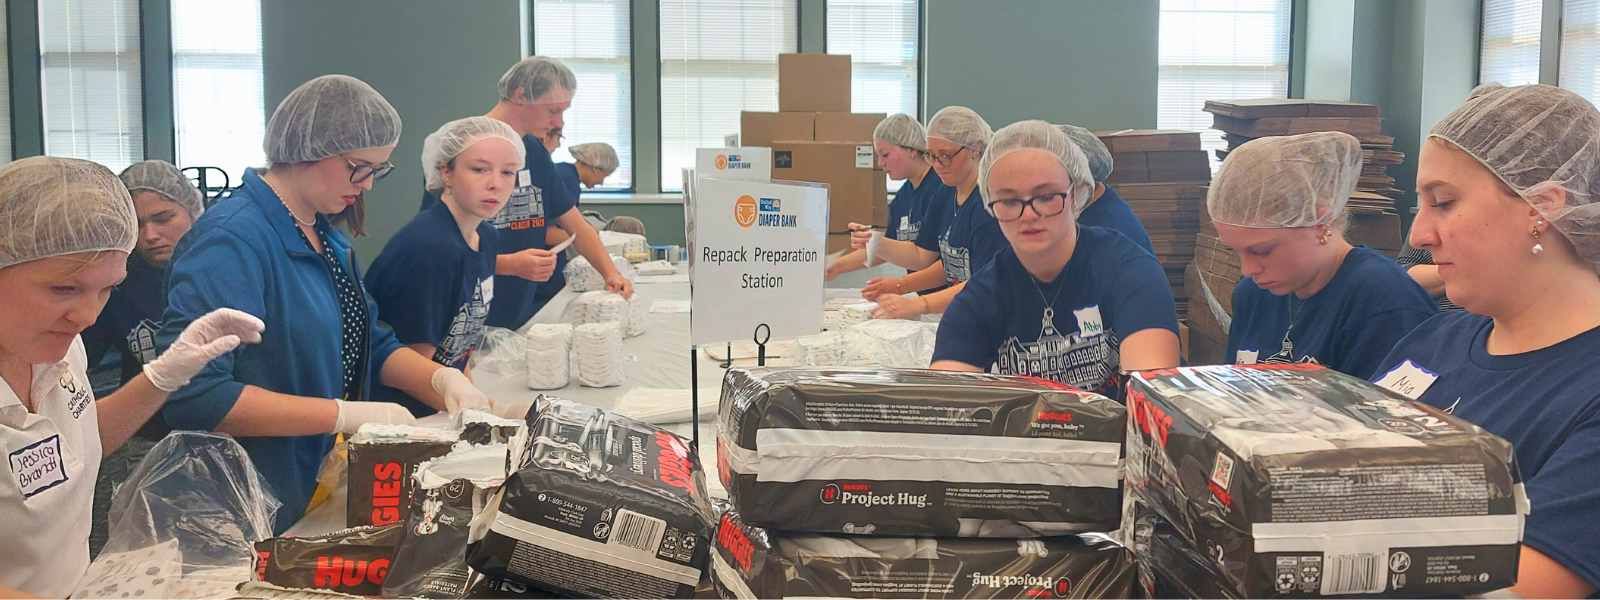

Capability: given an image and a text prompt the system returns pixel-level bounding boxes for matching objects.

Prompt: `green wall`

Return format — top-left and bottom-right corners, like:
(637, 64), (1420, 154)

(261, 0), (524, 267)
(922, 0), (1160, 131)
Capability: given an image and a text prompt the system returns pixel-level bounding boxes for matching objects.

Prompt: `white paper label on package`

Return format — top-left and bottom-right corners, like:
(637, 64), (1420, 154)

(855, 145), (874, 169)
(690, 177), (828, 345)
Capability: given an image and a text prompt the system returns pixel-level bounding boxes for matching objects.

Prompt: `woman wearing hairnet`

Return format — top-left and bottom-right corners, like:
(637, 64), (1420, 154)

(1211, 131), (1435, 378)
(83, 160), (207, 554)
(539, 141), (622, 308)
(159, 75), (498, 534)
(424, 56), (632, 330)
(1372, 84), (1600, 598)
(0, 157), (262, 597)
(930, 121), (1179, 394)
(851, 106), (1007, 319)
(366, 118), (529, 417)
(827, 114), (948, 282)
(1057, 124), (1154, 255)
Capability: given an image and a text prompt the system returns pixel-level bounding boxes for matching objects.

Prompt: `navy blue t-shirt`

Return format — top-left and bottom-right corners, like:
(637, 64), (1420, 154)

(480, 135), (577, 329)
(555, 161), (581, 206)
(1228, 246), (1436, 378)
(366, 201), (498, 415)
(1078, 185), (1154, 256)
(83, 255), (171, 439)
(934, 225), (1179, 397)
(915, 185), (1006, 285)
(886, 173), (945, 242)
(1372, 312), (1600, 589)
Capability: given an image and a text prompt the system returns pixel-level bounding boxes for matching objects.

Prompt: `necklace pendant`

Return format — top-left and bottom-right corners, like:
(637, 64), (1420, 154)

(1042, 306), (1055, 328)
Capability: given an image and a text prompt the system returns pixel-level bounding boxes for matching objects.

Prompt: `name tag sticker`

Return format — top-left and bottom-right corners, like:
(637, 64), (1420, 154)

(1073, 305), (1104, 338)
(1236, 349), (1260, 364)
(517, 169), (531, 188)
(9, 435), (67, 499)
(900, 216), (910, 230)
(1374, 359), (1439, 400)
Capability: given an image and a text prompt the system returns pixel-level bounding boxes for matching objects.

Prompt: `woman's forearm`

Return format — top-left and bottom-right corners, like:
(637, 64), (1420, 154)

(215, 385), (340, 437)
(916, 280), (966, 314)
(1407, 264), (1448, 298)
(876, 238), (938, 270)
(95, 374), (169, 457)
(379, 348), (448, 411)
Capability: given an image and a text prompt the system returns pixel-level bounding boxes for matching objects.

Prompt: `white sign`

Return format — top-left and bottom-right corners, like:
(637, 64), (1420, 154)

(690, 177), (829, 345)
(696, 148), (772, 182)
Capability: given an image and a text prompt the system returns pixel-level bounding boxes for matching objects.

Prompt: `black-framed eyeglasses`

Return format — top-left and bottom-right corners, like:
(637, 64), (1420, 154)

(344, 155), (395, 184)
(988, 192), (1070, 222)
(924, 146), (967, 167)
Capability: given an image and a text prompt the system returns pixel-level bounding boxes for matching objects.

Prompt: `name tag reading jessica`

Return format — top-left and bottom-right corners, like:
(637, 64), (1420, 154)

(10, 435), (68, 499)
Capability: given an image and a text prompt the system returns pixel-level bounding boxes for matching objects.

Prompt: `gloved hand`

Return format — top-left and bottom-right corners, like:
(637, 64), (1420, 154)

(333, 400), (417, 435)
(143, 308), (266, 392)
(432, 367), (492, 414)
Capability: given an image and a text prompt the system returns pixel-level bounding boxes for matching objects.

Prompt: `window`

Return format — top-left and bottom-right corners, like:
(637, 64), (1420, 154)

(173, 0), (265, 183)
(40, 0), (143, 172)
(536, 0), (633, 190)
(1563, 0), (1600, 103)
(1157, 0), (1291, 167)
(660, 0), (797, 191)
(1481, 0), (1542, 87)
(827, 0), (918, 117)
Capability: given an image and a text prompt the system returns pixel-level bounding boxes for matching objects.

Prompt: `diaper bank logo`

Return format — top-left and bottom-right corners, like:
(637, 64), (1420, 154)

(735, 195), (758, 227)
(715, 153), (754, 171)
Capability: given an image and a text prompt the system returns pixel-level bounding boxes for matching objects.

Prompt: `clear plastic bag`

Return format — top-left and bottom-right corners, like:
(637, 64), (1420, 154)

(467, 326), (527, 377)
(74, 432), (280, 599)
(561, 290), (645, 337)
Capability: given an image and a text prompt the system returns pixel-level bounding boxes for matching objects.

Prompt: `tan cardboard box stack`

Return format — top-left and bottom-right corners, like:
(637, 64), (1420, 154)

(739, 54), (888, 254)
(1096, 129), (1210, 319)
(1205, 98), (1405, 257)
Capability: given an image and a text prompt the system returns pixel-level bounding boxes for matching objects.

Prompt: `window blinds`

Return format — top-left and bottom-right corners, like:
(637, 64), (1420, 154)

(536, 0), (634, 190)
(660, 0), (796, 191)
(1481, 0), (1543, 87)
(172, 0), (265, 182)
(826, 0), (918, 118)
(1563, 0), (1600, 104)
(40, 0), (143, 172)
(1157, 0), (1290, 169)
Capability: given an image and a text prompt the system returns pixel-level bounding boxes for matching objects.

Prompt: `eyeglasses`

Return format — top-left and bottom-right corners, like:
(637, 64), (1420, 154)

(988, 192), (1070, 222)
(344, 155), (395, 184)
(924, 146), (967, 168)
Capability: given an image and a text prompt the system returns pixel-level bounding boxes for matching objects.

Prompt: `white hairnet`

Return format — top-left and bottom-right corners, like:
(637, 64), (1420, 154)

(0, 156), (136, 270)
(498, 56), (577, 105)
(569, 142), (620, 174)
(873, 113), (928, 152)
(119, 160), (203, 219)
(1057, 124), (1113, 183)
(265, 74), (401, 165)
(1206, 131), (1363, 229)
(977, 120), (1096, 217)
(926, 106), (993, 153)
(421, 117), (526, 192)
(1429, 83), (1600, 264)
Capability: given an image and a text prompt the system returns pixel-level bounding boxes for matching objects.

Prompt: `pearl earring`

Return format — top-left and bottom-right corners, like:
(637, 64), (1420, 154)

(1532, 222), (1544, 255)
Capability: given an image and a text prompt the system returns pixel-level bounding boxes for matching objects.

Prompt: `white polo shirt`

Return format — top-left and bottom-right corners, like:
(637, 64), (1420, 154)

(0, 336), (100, 598)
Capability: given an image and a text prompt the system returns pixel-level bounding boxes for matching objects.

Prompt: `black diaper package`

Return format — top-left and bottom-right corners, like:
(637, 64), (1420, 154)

(1124, 364), (1527, 598)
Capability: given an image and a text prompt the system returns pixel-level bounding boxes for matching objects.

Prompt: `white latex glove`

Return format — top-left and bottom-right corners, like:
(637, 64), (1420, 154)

(333, 400), (417, 435)
(487, 400), (536, 420)
(143, 308), (266, 392)
(432, 367), (492, 414)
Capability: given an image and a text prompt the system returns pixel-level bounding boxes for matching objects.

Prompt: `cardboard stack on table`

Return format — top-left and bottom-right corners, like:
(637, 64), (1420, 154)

(1206, 98), (1405, 257)
(740, 53), (887, 254)
(1095, 129), (1210, 319)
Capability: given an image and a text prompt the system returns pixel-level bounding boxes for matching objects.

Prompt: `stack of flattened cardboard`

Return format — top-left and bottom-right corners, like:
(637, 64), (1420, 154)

(1206, 98), (1405, 257)
(1185, 208), (1240, 365)
(739, 54), (888, 253)
(1096, 129), (1209, 318)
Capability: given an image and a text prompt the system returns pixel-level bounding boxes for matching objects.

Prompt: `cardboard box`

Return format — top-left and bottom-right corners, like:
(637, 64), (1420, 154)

(827, 233), (851, 255)
(1347, 212), (1402, 252)
(814, 112), (885, 142)
(1095, 130), (1203, 153)
(742, 111), (815, 148)
(1178, 321), (1190, 362)
(779, 53), (851, 112)
(771, 141), (886, 232)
